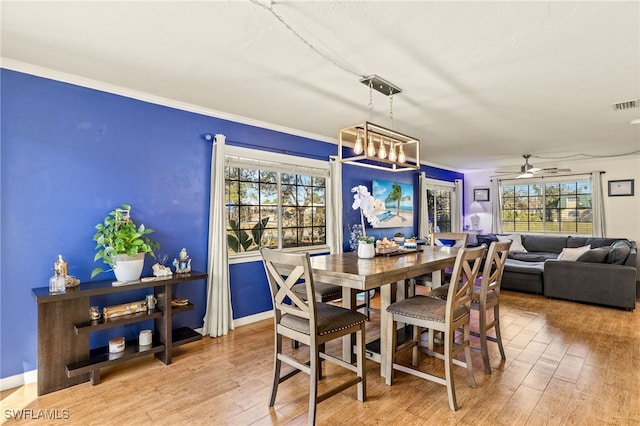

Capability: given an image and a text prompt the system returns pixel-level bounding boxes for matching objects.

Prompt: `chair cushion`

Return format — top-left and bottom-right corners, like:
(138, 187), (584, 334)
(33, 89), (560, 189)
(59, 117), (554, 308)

(280, 302), (367, 336)
(386, 295), (468, 323)
(292, 281), (342, 303)
(428, 284), (498, 305)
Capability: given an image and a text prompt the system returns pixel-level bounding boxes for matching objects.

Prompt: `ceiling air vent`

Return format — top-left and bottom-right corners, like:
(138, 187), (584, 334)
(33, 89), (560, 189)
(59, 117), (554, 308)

(612, 99), (638, 111)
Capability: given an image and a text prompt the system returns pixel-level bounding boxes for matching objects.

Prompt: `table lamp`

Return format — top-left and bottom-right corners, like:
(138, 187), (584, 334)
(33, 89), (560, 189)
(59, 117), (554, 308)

(468, 201), (484, 230)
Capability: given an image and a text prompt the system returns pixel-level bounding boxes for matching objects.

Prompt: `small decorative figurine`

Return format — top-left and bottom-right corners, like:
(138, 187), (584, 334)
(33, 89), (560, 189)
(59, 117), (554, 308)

(173, 248), (191, 274)
(152, 254), (172, 277)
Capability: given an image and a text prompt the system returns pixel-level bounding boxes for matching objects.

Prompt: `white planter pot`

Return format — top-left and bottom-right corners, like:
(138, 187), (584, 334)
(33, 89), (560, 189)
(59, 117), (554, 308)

(357, 242), (375, 259)
(113, 253), (145, 282)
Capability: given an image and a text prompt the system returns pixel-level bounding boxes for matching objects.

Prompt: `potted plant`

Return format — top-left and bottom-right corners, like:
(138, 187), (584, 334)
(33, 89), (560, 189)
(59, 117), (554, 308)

(356, 235), (375, 258)
(393, 232), (405, 244)
(91, 204), (159, 280)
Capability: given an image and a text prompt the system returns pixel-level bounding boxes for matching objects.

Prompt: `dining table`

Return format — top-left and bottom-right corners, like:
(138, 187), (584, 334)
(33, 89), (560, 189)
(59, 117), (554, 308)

(308, 245), (460, 377)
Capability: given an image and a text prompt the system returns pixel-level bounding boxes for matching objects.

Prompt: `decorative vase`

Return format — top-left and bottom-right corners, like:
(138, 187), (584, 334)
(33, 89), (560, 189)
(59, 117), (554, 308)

(113, 253), (145, 282)
(357, 242), (375, 259)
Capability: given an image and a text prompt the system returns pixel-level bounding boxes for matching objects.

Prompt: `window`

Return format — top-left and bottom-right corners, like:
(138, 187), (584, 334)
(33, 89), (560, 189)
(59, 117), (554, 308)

(224, 147), (330, 258)
(427, 189), (452, 232)
(419, 177), (461, 237)
(500, 178), (593, 234)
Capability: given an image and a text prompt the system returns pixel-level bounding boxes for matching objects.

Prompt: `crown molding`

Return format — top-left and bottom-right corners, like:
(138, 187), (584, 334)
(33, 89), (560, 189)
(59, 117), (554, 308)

(0, 58), (336, 145)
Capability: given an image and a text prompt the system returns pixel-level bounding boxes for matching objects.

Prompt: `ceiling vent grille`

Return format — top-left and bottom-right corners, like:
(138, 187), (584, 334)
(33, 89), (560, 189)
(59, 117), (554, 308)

(612, 99), (638, 111)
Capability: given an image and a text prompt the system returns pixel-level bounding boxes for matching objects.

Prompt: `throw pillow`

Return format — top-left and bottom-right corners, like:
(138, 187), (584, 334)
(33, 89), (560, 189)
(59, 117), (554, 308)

(576, 247), (610, 263)
(606, 240), (631, 265)
(557, 245), (591, 261)
(497, 234), (527, 252)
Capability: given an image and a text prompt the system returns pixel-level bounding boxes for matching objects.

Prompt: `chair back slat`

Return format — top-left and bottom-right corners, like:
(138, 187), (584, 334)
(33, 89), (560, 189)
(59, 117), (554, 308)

(445, 245), (486, 323)
(478, 240), (511, 302)
(261, 248), (316, 324)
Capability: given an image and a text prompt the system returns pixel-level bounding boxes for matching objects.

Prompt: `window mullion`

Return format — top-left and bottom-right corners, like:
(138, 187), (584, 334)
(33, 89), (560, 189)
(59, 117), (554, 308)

(277, 171), (283, 249)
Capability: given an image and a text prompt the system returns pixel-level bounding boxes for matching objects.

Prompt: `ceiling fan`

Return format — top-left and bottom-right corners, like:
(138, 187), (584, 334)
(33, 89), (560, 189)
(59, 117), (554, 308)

(496, 154), (571, 178)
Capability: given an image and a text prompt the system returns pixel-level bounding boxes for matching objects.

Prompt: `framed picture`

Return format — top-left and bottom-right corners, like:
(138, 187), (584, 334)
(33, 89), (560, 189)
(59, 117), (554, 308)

(473, 188), (490, 202)
(371, 179), (414, 228)
(608, 179), (634, 197)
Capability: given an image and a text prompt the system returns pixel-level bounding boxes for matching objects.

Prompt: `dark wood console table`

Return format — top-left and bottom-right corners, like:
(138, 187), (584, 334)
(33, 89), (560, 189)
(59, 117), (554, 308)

(31, 271), (207, 396)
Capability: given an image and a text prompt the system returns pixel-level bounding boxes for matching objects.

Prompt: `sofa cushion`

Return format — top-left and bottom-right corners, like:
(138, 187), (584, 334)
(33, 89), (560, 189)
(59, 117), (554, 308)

(567, 236), (624, 248)
(606, 240), (632, 265)
(508, 252), (558, 262)
(576, 247), (610, 263)
(557, 245), (591, 261)
(503, 259), (545, 275)
(497, 234), (527, 252)
(522, 234), (567, 254)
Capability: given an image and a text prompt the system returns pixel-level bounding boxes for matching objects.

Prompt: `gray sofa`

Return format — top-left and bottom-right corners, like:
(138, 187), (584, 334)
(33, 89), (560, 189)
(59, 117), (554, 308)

(477, 234), (637, 310)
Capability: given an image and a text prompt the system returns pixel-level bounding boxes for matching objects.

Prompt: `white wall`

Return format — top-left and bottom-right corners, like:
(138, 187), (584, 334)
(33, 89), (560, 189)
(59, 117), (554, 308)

(463, 155), (640, 273)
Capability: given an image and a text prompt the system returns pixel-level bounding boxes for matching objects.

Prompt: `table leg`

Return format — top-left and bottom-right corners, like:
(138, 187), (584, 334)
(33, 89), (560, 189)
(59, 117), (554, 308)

(431, 270), (442, 287)
(342, 287), (356, 362)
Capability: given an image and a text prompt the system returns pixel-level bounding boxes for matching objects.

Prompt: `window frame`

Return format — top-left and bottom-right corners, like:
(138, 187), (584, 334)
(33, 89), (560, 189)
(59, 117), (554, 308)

(499, 174), (594, 235)
(225, 146), (332, 264)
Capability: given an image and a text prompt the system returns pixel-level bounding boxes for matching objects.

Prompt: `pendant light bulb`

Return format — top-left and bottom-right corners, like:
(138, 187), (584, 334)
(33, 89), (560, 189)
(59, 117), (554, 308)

(388, 143), (397, 162)
(353, 133), (363, 155)
(398, 144), (406, 163)
(367, 136), (376, 157)
(378, 137), (387, 159)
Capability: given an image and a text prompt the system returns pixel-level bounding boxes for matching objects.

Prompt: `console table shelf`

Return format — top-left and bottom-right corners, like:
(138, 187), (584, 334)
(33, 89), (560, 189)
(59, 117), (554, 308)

(74, 309), (164, 334)
(32, 271), (207, 395)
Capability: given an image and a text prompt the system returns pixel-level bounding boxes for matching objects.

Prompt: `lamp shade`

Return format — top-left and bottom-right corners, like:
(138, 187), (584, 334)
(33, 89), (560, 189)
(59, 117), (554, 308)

(468, 201), (484, 214)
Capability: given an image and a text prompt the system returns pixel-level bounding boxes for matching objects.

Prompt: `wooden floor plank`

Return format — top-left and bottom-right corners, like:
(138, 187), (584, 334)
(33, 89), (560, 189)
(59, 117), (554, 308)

(1, 290), (638, 425)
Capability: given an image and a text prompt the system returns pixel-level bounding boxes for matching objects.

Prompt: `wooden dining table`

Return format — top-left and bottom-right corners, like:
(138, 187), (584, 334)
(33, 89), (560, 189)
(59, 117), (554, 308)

(308, 245), (460, 377)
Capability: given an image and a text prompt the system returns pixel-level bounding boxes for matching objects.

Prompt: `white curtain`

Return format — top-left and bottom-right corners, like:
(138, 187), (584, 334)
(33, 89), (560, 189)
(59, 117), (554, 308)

(328, 157), (343, 254)
(490, 178), (502, 234)
(418, 172), (428, 239)
(202, 134), (234, 337)
(591, 171), (606, 237)
(453, 179), (463, 232)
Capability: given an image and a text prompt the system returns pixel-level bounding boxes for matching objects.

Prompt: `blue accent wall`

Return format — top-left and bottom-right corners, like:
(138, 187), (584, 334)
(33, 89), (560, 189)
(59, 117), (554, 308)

(0, 68), (461, 381)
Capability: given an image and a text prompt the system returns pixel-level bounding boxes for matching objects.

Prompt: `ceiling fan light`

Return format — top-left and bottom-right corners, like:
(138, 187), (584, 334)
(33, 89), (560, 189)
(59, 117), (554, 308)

(517, 172), (534, 179)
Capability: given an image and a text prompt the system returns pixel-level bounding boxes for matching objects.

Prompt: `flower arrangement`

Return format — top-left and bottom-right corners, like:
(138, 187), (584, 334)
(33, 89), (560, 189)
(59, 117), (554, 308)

(351, 185), (381, 237)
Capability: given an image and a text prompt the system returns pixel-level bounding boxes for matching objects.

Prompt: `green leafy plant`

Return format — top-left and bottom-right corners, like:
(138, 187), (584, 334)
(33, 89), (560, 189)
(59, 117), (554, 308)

(357, 235), (375, 244)
(394, 232), (405, 238)
(91, 204), (159, 278)
(227, 218), (269, 253)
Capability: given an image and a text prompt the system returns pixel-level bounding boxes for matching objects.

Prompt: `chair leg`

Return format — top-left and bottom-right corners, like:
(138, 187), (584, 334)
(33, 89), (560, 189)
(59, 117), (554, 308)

(411, 325), (420, 366)
(318, 343), (325, 380)
(443, 329), (458, 411)
(356, 326), (366, 401)
(464, 323), (477, 389)
(308, 349), (319, 426)
(384, 314), (397, 385)
(494, 304), (506, 360)
(270, 334), (283, 407)
(479, 307), (491, 374)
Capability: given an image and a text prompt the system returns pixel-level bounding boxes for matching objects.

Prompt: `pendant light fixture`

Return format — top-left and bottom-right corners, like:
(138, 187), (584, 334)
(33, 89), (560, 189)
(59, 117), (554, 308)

(338, 75), (420, 172)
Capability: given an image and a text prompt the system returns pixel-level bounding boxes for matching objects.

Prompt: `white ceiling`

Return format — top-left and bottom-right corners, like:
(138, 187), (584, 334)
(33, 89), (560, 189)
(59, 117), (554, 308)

(2, 1), (639, 172)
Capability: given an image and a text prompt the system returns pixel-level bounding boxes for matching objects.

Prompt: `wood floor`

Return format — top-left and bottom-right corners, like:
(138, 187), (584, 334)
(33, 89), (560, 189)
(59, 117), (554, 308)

(2, 289), (639, 425)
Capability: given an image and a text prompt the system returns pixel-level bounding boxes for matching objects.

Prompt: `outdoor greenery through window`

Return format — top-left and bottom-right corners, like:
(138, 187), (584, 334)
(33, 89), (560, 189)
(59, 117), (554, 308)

(224, 160), (327, 255)
(501, 180), (593, 234)
(427, 189), (452, 232)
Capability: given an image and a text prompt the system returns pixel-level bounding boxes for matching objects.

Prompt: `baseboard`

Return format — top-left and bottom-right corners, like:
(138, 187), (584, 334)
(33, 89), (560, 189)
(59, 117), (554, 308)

(0, 369), (37, 392)
(233, 310), (273, 327)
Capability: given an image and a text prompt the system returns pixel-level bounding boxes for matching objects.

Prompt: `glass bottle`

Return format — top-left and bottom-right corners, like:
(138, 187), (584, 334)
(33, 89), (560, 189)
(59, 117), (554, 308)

(49, 255), (66, 294)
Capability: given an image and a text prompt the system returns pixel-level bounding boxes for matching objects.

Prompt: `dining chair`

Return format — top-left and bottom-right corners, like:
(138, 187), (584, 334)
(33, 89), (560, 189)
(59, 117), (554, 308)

(409, 232), (469, 295)
(429, 240), (511, 373)
(260, 248), (367, 425)
(384, 245), (485, 411)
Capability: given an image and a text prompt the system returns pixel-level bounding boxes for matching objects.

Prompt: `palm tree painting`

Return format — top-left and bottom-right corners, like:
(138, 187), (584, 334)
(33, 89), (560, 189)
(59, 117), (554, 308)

(372, 179), (414, 228)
